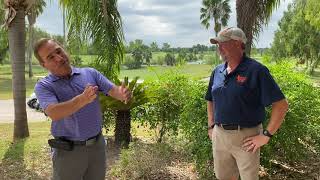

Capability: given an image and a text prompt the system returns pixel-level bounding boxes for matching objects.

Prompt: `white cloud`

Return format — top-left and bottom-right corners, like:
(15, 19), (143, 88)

(35, 0), (293, 48)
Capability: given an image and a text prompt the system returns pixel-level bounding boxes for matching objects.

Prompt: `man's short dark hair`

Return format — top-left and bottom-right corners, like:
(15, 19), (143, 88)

(34, 38), (62, 63)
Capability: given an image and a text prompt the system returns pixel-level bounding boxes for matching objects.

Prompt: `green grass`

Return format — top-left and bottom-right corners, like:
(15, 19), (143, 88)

(0, 121), (52, 179)
(0, 64), (48, 100)
(120, 64), (213, 81)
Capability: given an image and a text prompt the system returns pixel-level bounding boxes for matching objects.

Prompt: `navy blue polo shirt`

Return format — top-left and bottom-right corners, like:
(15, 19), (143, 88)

(205, 55), (285, 127)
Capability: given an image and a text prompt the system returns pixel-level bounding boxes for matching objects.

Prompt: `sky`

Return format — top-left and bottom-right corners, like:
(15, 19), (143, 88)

(35, 0), (293, 48)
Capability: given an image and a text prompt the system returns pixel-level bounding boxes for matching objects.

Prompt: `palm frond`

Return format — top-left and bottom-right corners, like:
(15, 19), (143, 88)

(200, 0), (231, 33)
(60, 0), (124, 79)
(99, 76), (149, 111)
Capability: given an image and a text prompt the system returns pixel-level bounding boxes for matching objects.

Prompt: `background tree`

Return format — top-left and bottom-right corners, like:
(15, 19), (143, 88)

(236, 0), (281, 55)
(130, 47), (143, 69)
(200, 0), (230, 65)
(3, 0), (35, 139)
(142, 45), (152, 66)
(150, 41), (159, 52)
(26, 0), (46, 78)
(200, 0), (230, 37)
(304, 0), (320, 31)
(164, 53), (176, 66)
(270, 0), (320, 75)
(162, 43), (171, 52)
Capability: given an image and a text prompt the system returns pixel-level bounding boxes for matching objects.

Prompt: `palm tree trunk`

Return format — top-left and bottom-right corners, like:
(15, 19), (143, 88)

(236, 0), (255, 56)
(214, 30), (219, 65)
(27, 24), (34, 78)
(62, 7), (66, 45)
(8, 9), (29, 139)
(114, 110), (131, 147)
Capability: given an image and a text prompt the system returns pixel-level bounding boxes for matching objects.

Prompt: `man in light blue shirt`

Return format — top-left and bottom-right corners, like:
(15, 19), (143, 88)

(34, 38), (131, 180)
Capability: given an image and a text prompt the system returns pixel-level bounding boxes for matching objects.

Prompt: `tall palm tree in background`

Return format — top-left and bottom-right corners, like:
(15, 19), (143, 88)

(26, 0), (46, 78)
(60, 0), (125, 79)
(200, 0), (231, 65)
(200, 0), (231, 37)
(2, 0), (35, 139)
(236, 0), (281, 55)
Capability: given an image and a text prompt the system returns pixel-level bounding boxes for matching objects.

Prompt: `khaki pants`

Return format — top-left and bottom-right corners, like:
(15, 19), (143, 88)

(212, 124), (262, 180)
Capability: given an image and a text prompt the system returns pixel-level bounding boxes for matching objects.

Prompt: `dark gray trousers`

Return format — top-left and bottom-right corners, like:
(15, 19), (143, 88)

(52, 135), (106, 180)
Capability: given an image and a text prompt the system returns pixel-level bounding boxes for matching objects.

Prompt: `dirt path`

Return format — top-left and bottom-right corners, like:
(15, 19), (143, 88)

(0, 99), (47, 123)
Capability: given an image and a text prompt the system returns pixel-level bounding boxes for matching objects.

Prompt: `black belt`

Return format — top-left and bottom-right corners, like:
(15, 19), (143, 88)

(57, 132), (101, 146)
(216, 124), (242, 130)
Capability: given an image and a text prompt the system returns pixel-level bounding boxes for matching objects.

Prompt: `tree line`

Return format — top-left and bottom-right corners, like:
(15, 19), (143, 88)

(270, 0), (320, 75)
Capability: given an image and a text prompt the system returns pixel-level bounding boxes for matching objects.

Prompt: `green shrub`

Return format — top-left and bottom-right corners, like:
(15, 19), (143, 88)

(123, 56), (142, 69)
(110, 142), (173, 179)
(179, 81), (215, 179)
(154, 56), (165, 65)
(137, 73), (191, 143)
(164, 53), (176, 66)
(261, 61), (320, 165)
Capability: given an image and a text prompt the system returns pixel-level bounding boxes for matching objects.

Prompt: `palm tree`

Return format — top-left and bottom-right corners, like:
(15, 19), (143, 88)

(60, 0), (125, 79)
(26, 0), (46, 78)
(200, 0), (231, 65)
(2, 0), (124, 140)
(200, 0), (231, 37)
(2, 0), (35, 139)
(99, 77), (149, 147)
(236, 0), (281, 55)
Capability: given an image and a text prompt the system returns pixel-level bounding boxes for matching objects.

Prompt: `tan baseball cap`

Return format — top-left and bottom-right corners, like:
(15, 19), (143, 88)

(210, 27), (247, 44)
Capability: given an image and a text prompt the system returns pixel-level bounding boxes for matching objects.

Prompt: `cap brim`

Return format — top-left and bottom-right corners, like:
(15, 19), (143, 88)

(210, 38), (219, 44)
(210, 36), (231, 44)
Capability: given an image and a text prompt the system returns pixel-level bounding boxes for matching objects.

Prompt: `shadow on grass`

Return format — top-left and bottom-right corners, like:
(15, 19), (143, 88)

(0, 139), (44, 180)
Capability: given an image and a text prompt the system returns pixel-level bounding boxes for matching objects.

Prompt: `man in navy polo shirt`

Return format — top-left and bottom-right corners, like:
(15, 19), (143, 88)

(34, 38), (132, 180)
(205, 27), (288, 180)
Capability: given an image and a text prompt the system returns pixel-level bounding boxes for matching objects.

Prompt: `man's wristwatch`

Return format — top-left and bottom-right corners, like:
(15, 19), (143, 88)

(262, 129), (273, 138)
(208, 124), (215, 130)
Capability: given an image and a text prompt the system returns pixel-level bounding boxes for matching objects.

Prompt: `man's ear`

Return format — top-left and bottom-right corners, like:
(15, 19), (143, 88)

(241, 42), (245, 50)
(40, 62), (45, 67)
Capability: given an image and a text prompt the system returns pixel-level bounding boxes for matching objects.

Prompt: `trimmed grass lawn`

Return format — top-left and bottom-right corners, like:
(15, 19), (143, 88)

(119, 64), (213, 81)
(0, 121), (52, 179)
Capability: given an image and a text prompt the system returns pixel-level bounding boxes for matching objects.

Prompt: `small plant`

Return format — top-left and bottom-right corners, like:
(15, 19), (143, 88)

(100, 76), (149, 147)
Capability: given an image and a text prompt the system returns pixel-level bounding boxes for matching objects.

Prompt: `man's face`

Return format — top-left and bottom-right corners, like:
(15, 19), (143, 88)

(216, 40), (243, 62)
(38, 40), (71, 76)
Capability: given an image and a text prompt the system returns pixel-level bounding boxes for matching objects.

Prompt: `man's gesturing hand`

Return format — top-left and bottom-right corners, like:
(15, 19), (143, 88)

(78, 84), (98, 105)
(119, 82), (132, 104)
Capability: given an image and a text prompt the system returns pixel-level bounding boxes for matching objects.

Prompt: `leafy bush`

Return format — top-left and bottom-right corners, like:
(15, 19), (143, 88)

(261, 61), (320, 164)
(155, 56), (165, 65)
(164, 53), (176, 66)
(123, 56), (142, 69)
(110, 142), (173, 179)
(137, 73), (191, 143)
(179, 81), (215, 179)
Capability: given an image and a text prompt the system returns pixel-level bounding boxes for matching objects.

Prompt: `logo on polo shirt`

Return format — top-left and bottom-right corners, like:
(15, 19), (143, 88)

(236, 75), (247, 84)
